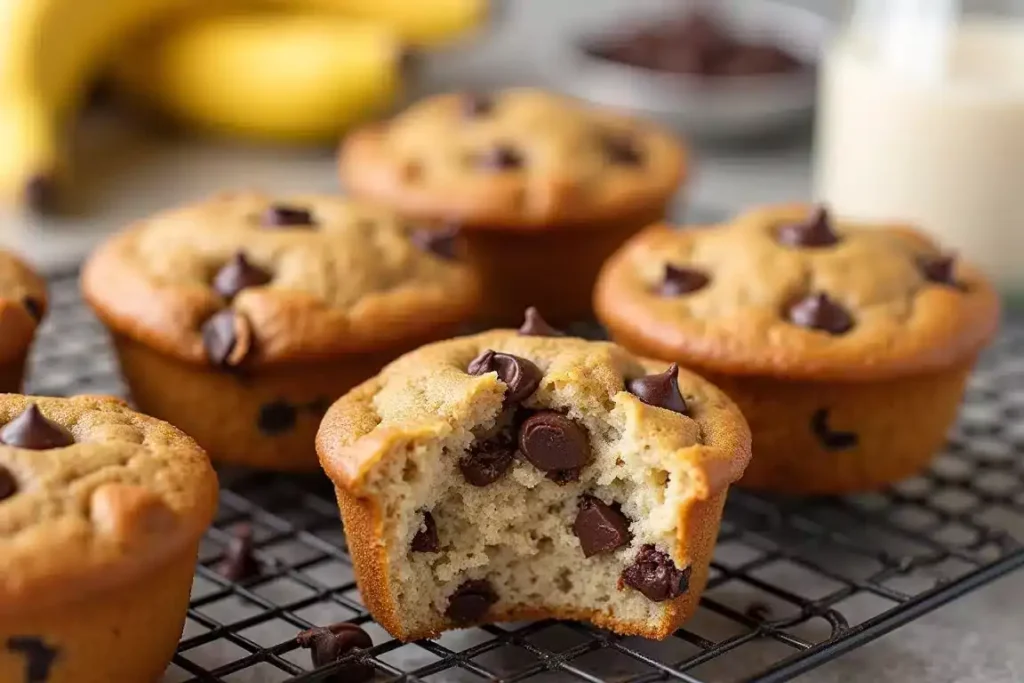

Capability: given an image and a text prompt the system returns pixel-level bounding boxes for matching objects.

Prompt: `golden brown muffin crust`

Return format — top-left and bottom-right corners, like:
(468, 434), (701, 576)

(595, 203), (1002, 381)
(0, 394), (218, 616)
(0, 249), (47, 365)
(81, 190), (482, 367)
(339, 88), (688, 229)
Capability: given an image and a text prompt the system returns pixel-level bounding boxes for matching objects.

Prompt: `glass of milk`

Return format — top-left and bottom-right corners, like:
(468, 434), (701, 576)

(814, 0), (1024, 303)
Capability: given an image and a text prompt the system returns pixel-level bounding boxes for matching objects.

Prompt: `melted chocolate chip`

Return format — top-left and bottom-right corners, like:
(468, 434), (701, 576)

(22, 296), (43, 323)
(217, 524), (261, 581)
(6, 636), (59, 683)
(810, 408), (859, 451)
(264, 203), (316, 227)
(411, 226), (459, 260)
(467, 350), (542, 406)
(518, 307), (564, 337)
(0, 465), (15, 501)
(659, 264), (710, 296)
(0, 405), (74, 450)
(463, 93), (494, 117)
(460, 433), (516, 486)
(627, 364), (688, 415)
(477, 145), (523, 171)
(296, 623), (374, 682)
(777, 206), (840, 248)
(257, 400), (298, 436)
(787, 292), (854, 335)
(920, 254), (957, 286)
(518, 411), (591, 474)
(602, 134), (643, 165)
(573, 495), (632, 557)
(411, 511), (439, 552)
(621, 544), (690, 602)
(202, 310), (251, 368)
(213, 252), (271, 300)
(445, 579), (498, 624)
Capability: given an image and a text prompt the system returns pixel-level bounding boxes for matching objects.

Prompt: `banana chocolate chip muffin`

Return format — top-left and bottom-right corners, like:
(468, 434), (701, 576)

(82, 190), (481, 471)
(0, 394), (218, 683)
(595, 203), (1002, 494)
(0, 250), (47, 393)
(339, 88), (689, 326)
(317, 310), (750, 640)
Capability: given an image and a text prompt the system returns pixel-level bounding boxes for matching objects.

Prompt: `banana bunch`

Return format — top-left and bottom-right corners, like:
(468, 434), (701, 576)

(0, 0), (489, 212)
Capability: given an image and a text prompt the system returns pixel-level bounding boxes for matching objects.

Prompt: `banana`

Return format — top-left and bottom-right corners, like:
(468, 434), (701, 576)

(0, 0), (204, 209)
(255, 0), (490, 46)
(110, 12), (404, 145)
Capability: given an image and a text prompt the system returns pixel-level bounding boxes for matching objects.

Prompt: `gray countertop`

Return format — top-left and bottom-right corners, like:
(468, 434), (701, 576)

(2, 1), (1020, 680)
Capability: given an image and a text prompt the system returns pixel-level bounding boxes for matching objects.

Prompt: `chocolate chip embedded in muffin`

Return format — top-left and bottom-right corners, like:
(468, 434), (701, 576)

(445, 579), (498, 624)
(411, 226), (459, 260)
(462, 92), (494, 117)
(920, 254), (958, 286)
(257, 400), (298, 436)
(263, 203), (316, 227)
(202, 309), (254, 368)
(659, 264), (710, 296)
(777, 206), (840, 248)
(22, 296), (43, 322)
(0, 465), (16, 501)
(467, 350), (542, 406)
(0, 404), (74, 449)
(810, 408), (859, 451)
(621, 544), (691, 602)
(6, 636), (60, 683)
(296, 623), (374, 682)
(518, 411), (591, 475)
(627, 364), (688, 415)
(217, 524), (261, 581)
(573, 495), (632, 557)
(787, 292), (854, 335)
(411, 511), (439, 552)
(212, 251), (271, 300)
(518, 307), (564, 337)
(602, 133), (643, 166)
(476, 144), (523, 171)
(460, 432), (516, 486)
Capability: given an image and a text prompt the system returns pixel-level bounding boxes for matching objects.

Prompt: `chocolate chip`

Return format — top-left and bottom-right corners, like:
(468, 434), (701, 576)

(411, 511), (439, 552)
(6, 636), (59, 683)
(602, 134), (643, 165)
(573, 495), (632, 557)
(920, 254), (957, 286)
(257, 400), (298, 435)
(217, 524), (261, 581)
(24, 174), (60, 216)
(460, 433), (516, 486)
(787, 292), (854, 335)
(463, 93), (494, 117)
(0, 465), (15, 501)
(22, 296), (43, 322)
(810, 408), (859, 451)
(445, 579), (498, 624)
(627, 364), (688, 415)
(621, 544), (690, 602)
(518, 411), (591, 474)
(467, 350), (542, 406)
(264, 203), (316, 227)
(0, 405), (73, 450)
(659, 264), (710, 296)
(777, 206), (840, 248)
(213, 252), (271, 300)
(477, 145), (523, 171)
(202, 310), (253, 368)
(411, 226), (459, 260)
(518, 307), (564, 337)
(296, 623), (374, 683)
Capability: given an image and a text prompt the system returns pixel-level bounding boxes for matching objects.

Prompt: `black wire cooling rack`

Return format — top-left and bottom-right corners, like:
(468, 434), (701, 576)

(27, 270), (1024, 683)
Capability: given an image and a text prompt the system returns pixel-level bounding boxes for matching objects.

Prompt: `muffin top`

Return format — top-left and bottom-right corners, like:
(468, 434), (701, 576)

(595, 204), (1002, 381)
(0, 249), (47, 365)
(338, 88), (688, 229)
(81, 191), (482, 368)
(0, 394), (218, 615)
(318, 313), (750, 497)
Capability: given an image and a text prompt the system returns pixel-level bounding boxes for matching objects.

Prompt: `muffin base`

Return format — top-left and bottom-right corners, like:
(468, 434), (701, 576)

(114, 334), (454, 471)
(0, 543), (197, 683)
(464, 205), (671, 327)
(701, 365), (975, 495)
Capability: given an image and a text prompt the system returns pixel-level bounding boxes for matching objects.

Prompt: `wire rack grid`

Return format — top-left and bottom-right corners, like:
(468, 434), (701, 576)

(27, 270), (1024, 683)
